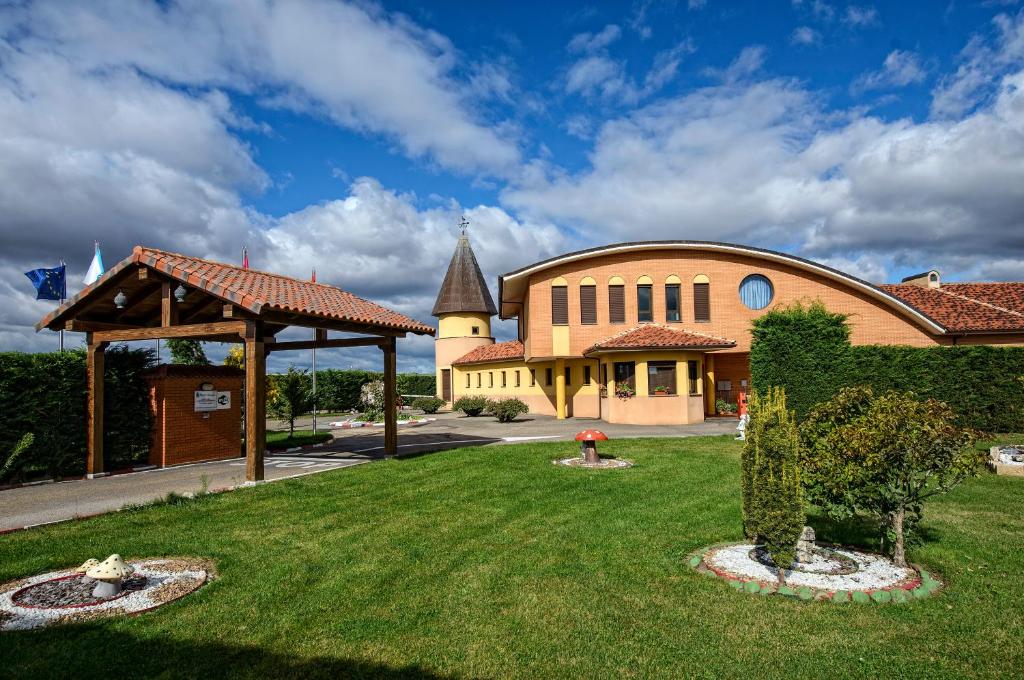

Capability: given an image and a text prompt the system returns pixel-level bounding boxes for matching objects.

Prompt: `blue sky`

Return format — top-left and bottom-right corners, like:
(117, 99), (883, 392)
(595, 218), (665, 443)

(1, 0), (1023, 372)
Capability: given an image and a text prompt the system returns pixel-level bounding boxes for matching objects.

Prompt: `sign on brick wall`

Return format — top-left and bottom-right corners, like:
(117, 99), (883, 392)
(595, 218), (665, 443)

(194, 390), (218, 412)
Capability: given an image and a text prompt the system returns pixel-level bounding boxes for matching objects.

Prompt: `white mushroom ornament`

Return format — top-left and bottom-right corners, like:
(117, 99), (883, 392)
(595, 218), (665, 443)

(74, 558), (100, 583)
(85, 554), (135, 598)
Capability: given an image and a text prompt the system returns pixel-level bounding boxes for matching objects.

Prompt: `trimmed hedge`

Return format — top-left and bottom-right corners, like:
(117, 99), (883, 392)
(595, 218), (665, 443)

(295, 370), (436, 412)
(750, 302), (1024, 431)
(0, 347), (154, 482)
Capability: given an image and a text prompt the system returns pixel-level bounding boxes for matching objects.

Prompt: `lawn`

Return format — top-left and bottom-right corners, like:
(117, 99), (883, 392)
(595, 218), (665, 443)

(1, 436), (1021, 678)
(265, 429), (333, 449)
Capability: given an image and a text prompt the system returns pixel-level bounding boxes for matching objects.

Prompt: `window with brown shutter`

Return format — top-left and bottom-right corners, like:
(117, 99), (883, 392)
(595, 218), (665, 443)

(693, 282), (710, 322)
(580, 285), (597, 324)
(551, 286), (568, 325)
(608, 285), (625, 323)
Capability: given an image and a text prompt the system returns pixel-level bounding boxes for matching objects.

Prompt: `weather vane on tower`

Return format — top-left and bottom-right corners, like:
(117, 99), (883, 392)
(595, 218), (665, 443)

(459, 216), (469, 236)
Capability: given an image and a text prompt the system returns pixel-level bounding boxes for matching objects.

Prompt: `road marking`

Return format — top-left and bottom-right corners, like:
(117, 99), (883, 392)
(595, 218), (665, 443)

(502, 435), (562, 442)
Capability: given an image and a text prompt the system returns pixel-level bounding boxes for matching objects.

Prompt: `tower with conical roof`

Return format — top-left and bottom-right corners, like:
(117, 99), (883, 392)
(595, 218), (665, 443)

(433, 220), (497, 405)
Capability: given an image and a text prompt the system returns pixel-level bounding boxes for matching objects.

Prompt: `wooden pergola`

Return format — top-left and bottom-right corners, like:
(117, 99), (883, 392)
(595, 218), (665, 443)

(37, 246), (435, 482)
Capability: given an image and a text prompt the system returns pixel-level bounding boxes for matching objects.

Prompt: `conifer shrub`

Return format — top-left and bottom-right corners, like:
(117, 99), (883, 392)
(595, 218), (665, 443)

(741, 387), (805, 572)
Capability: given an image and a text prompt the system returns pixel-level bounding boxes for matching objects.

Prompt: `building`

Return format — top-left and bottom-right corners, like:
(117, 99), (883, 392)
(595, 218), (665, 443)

(434, 239), (1024, 425)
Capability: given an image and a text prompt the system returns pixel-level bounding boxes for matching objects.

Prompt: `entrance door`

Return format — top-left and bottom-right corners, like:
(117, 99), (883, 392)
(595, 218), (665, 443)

(441, 369), (452, 402)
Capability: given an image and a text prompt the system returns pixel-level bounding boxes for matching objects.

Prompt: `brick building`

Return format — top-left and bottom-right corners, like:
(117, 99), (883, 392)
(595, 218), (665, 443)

(434, 239), (1024, 425)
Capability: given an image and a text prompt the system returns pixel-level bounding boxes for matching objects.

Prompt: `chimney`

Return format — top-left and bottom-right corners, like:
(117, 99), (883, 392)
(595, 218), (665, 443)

(901, 270), (941, 289)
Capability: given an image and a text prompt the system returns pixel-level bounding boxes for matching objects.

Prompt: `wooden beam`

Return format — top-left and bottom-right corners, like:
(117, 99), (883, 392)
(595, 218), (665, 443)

(86, 337), (108, 478)
(179, 296), (222, 325)
(161, 282), (179, 327)
(245, 326), (266, 482)
(92, 320), (247, 343)
(65, 320), (137, 332)
(382, 336), (397, 456)
(266, 337), (385, 353)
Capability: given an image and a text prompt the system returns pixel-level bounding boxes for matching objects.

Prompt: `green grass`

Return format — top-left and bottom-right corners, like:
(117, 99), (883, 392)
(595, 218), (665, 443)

(265, 430), (333, 448)
(1, 436), (1022, 678)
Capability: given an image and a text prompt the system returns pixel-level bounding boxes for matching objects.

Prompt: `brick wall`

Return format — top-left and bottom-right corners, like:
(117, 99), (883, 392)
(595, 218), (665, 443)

(145, 365), (243, 467)
(523, 248), (941, 360)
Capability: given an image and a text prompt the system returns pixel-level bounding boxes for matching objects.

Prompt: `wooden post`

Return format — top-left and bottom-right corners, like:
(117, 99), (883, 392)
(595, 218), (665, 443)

(161, 282), (178, 327)
(86, 336), (108, 478)
(245, 323), (266, 482)
(382, 336), (397, 456)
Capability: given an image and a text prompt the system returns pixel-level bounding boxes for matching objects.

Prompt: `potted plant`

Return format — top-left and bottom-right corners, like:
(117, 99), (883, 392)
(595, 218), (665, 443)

(653, 385), (670, 396)
(615, 383), (635, 399)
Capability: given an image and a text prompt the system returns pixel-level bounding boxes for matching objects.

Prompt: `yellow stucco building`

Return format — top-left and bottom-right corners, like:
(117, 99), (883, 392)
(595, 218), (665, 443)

(434, 237), (1024, 425)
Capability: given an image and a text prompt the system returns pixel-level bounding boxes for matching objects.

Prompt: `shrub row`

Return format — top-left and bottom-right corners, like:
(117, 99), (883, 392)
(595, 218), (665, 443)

(452, 396), (528, 422)
(0, 348), (154, 483)
(297, 370), (436, 412)
(750, 302), (1024, 431)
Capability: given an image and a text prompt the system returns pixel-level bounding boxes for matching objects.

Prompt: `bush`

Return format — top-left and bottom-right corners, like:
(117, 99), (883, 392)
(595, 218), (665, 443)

(800, 387), (982, 566)
(453, 396), (489, 417)
(715, 399), (737, 415)
(411, 397), (444, 414)
(397, 373), (436, 397)
(487, 398), (528, 423)
(741, 387), (805, 574)
(359, 380), (386, 422)
(750, 301), (852, 421)
(0, 347), (154, 482)
(750, 301), (1024, 430)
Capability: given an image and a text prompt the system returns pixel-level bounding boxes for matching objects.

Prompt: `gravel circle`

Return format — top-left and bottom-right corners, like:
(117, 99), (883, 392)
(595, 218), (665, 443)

(0, 559), (210, 631)
(553, 457), (633, 469)
(689, 542), (937, 602)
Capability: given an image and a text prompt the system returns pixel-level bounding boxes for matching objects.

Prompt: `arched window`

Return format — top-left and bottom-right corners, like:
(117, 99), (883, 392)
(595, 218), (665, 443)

(665, 275), (681, 322)
(636, 275), (653, 322)
(739, 274), (774, 310)
(608, 275), (625, 323)
(580, 276), (597, 325)
(551, 276), (568, 325)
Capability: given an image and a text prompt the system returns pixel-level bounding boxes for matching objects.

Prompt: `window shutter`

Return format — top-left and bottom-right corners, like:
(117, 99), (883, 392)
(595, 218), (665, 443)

(693, 282), (710, 322)
(608, 285), (625, 323)
(580, 285), (597, 324)
(551, 286), (568, 325)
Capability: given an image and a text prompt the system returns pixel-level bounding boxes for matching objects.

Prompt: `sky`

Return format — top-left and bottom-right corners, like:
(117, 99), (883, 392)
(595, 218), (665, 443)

(1, 0), (1023, 373)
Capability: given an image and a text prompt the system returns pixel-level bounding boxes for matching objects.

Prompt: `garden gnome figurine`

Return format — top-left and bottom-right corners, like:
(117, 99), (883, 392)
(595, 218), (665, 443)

(735, 413), (749, 441)
(796, 526), (816, 563)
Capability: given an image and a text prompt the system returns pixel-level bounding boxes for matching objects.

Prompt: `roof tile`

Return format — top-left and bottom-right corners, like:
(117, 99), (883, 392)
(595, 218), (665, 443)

(584, 324), (735, 355)
(452, 340), (524, 365)
(880, 283), (1024, 333)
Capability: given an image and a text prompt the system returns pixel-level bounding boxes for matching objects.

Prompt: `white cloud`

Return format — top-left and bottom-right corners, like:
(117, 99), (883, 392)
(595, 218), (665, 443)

(852, 50), (928, 93)
(0, 0), (520, 175)
(932, 10), (1024, 118)
(791, 26), (822, 46)
(844, 5), (879, 27)
(705, 46), (767, 83)
(563, 41), (695, 105)
(688, 0), (708, 9)
(567, 24), (622, 53)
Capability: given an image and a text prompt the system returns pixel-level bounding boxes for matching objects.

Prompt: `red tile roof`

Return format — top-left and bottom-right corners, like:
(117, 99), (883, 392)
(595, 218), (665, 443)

(452, 340), (525, 365)
(38, 246), (435, 335)
(584, 324), (735, 355)
(880, 283), (1024, 333)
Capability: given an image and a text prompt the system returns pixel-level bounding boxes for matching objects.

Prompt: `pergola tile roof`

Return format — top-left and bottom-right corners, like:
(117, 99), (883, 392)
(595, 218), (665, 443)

(881, 283), (1024, 333)
(452, 340), (525, 365)
(38, 246), (434, 335)
(584, 324), (735, 355)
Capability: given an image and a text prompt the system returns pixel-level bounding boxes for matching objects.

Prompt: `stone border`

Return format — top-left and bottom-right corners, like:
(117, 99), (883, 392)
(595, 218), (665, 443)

(0, 557), (214, 631)
(328, 417), (436, 430)
(686, 542), (942, 603)
(989, 445), (1024, 477)
(553, 457), (633, 469)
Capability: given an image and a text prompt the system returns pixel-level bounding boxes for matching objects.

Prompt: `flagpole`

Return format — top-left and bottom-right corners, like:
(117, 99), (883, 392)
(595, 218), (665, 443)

(59, 259), (65, 353)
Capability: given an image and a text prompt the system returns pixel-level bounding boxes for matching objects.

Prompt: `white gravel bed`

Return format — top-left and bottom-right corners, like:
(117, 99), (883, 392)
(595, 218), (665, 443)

(553, 457), (633, 469)
(0, 559), (208, 631)
(705, 543), (915, 591)
(998, 452), (1024, 466)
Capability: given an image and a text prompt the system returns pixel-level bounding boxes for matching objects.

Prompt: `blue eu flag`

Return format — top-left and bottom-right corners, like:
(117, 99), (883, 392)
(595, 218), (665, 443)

(25, 265), (67, 301)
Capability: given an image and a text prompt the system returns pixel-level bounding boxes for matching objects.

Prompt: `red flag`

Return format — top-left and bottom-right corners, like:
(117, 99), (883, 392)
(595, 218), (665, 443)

(311, 268), (316, 283)
(242, 246), (249, 270)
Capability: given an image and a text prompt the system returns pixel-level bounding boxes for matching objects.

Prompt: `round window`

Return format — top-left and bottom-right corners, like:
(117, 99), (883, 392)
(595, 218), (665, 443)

(739, 274), (774, 310)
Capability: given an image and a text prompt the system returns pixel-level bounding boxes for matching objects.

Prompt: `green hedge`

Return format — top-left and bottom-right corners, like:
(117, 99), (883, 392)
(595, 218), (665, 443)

(294, 370), (436, 412)
(0, 347), (154, 483)
(750, 302), (1024, 431)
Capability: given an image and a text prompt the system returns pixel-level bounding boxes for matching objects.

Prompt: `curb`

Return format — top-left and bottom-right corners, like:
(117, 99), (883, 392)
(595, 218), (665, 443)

(328, 417), (436, 430)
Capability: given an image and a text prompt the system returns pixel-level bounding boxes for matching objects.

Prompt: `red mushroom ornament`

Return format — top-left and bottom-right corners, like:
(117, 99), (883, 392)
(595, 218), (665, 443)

(575, 430), (609, 465)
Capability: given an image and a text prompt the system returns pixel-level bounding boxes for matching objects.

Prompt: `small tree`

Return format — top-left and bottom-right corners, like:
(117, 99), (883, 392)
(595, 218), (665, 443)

(166, 339), (211, 366)
(741, 387), (805, 576)
(359, 380), (386, 422)
(268, 366), (316, 436)
(800, 387), (982, 567)
(224, 345), (244, 369)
